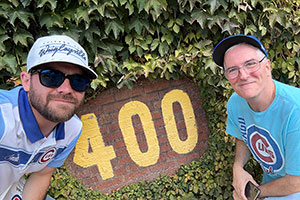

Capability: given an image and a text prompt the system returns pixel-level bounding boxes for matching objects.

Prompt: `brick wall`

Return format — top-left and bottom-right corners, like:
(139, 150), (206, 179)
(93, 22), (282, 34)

(65, 77), (209, 194)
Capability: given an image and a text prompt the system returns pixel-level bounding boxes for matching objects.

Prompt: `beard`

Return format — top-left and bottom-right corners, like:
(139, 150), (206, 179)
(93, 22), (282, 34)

(28, 85), (83, 123)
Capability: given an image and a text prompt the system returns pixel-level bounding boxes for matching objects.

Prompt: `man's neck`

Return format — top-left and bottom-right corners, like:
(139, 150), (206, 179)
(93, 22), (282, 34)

(31, 108), (58, 138)
(247, 79), (276, 112)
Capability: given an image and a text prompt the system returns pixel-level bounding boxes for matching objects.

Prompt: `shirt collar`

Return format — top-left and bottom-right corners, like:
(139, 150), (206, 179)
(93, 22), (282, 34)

(18, 87), (65, 143)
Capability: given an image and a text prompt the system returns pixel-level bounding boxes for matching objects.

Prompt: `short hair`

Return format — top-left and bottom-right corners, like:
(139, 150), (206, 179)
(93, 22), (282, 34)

(223, 43), (265, 68)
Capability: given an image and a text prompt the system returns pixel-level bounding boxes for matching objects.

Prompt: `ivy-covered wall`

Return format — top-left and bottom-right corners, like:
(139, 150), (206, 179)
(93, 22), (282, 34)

(1, 0), (300, 199)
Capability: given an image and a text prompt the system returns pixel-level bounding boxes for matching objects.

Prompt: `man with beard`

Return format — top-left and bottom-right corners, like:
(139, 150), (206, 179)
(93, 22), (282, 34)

(0, 35), (97, 200)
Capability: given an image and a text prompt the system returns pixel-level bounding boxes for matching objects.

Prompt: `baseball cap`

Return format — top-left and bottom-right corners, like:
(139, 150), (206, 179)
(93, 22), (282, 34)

(27, 35), (97, 79)
(212, 34), (268, 67)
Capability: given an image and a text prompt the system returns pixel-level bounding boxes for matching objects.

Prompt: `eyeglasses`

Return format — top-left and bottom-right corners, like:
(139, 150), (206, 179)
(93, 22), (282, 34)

(30, 68), (91, 92)
(224, 56), (266, 80)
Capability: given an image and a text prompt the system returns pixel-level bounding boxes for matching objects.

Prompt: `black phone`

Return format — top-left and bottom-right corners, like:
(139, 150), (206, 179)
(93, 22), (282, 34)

(245, 181), (261, 200)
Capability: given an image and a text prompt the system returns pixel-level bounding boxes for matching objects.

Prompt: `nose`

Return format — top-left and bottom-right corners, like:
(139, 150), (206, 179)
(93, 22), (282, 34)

(56, 78), (73, 93)
(238, 67), (249, 80)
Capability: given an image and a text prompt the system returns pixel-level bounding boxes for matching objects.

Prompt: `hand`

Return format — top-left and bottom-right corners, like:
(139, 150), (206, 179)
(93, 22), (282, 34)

(232, 166), (258, 200)
(233, 189), (245, 200)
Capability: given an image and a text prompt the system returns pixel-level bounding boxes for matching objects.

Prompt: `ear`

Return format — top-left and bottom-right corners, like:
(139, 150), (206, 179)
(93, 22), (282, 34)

(20, 72), (31, 92)
(264, 59), (272, 76)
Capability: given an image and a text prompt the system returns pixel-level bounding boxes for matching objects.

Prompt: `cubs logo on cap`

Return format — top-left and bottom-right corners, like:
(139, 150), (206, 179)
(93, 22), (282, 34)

(27, 35), (97, 79)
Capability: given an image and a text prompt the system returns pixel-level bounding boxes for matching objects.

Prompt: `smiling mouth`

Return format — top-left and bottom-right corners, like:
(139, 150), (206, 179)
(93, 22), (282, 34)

(239, 81), (255, 86)
(50, 98), (77, 105)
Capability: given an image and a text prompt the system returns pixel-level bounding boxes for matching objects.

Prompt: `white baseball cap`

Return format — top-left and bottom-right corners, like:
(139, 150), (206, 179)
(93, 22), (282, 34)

(27, 35), (97, 79)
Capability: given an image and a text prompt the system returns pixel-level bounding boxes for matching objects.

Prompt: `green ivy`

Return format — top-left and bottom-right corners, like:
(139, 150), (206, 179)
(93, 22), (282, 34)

(1, 0), (299, 199)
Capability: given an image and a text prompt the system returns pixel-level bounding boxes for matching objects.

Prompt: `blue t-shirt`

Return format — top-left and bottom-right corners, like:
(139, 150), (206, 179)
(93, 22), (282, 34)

(226, 80), (300, 184)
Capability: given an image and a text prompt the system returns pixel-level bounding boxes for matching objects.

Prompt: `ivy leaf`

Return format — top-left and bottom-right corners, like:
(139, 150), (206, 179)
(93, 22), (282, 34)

(37, 0), (57, 11)
(149, 0), (167, 20)
(204, 0), (227, 15)
(221, 21), (239, 34)
(76, 7), (90, 29)
(128, 18), (144, 35)
(7, 0), (19, 7)
(125, 2), (134, 15)
(207, 13), (226, 30)
(125, 34), (133, 45)
(190, 9), (207, 29)
(13, 30), (33, 47)
(0, 34), (10, 51)
(105, 20), (124, 39)
(20, 0), (31, 7)
(151, 38), (159, 51)
(136, 0), (146, 13)
(40, 13), (64, 28)
(0, 7), (8, 19)
(158, 41), (169, 56)
(97, 0), (114, 17)
(0, 54), (17, 74)
(244, 24), (257, 35)
(136, 46), (143, 57)
(9, 9), (32, 28)
(119, 0), (127, 6)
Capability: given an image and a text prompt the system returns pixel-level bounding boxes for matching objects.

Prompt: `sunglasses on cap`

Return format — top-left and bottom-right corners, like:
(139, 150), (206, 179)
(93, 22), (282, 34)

(29, 68), (91, 92)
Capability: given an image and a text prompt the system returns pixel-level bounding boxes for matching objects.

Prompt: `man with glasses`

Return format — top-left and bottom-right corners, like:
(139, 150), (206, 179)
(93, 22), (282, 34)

(212, 35), (300, 199)
(0, 35), (97, 200)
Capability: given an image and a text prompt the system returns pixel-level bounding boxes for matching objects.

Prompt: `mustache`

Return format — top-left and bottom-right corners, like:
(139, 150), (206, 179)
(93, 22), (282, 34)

(47, 94), (78, 104)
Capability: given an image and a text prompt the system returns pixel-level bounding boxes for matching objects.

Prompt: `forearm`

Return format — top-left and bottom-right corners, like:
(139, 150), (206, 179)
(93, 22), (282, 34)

(259, 174), (300, 198)
(22, 166), (55, 200)
(233, 138), (251, 169)
(232, 138), (257, 200)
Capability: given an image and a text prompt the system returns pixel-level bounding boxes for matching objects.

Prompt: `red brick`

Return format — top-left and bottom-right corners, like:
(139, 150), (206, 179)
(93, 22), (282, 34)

(176, 152), (200, 165)
(149, 160), (176, 172)
(160, 143), (171, 153)
(152, 111), (162, 120)
(154, 119), (165, 128)
(66, 77), (209, 194)
(153, 101), (161, 109)
(96, 94), (115, 105)
(103, 103), (117, 113)
(135, 93), (159, 103)
(114, 140), (126, 149)
(118, 156), (133, 165)
(167, 151), (179, 158)
(158, 134), (168, 144)
(115, 148), (128, 157)
(95, 176), (123, 191)
(156, 128), (166, 137)
(144, 79), (170, 93)
(96, 113), (112, 125)
(116, 87), (144, 101)
(114, 165), (127, 176)
(127, 162), (140, 171)
(102, 131), (123, 143)
(124, 168), (149, 182)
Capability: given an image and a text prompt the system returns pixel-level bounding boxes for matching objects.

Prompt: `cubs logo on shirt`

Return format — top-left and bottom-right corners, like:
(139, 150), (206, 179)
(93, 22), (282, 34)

(39, 148), (56, 164)
(246, 124), (284, 174)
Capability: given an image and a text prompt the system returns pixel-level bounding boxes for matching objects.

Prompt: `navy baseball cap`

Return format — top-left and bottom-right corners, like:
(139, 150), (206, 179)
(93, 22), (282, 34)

(212, 34), (268, 67)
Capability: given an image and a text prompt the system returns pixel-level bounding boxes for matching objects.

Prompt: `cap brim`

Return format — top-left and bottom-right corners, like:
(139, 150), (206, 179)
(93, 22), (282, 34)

(212, 35), (266, 67)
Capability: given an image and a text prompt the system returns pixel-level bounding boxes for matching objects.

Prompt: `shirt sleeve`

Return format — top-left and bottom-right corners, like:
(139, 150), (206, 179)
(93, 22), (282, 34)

(284, 109), (300, 175)
(47, 128), (82, 168)
(0, 106), (5, 140)
(226, 95), (243, 139)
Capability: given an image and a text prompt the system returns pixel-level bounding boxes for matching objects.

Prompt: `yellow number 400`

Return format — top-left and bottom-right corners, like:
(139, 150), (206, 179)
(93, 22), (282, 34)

(73, 89), (198, 180)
